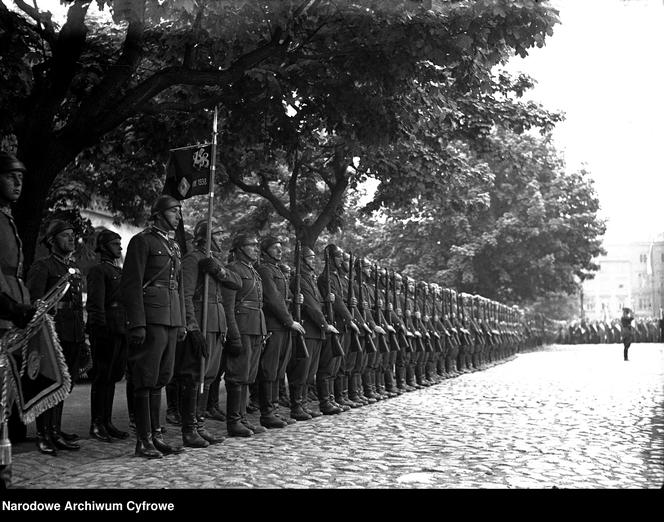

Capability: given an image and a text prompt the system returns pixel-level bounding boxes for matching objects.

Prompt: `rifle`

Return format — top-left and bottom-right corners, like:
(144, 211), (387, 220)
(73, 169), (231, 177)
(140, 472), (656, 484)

(412, 281), (425, 352)
(429, 286), (443, 352)
(292, 241), (310, 360)
(400, 273), (413, 352)
(357, 258), (377, 353)
(373, 265), (390, 353)
(347, 251), (364, 354)
(385, 269), (400, 352)
(323, 247), (344, 358)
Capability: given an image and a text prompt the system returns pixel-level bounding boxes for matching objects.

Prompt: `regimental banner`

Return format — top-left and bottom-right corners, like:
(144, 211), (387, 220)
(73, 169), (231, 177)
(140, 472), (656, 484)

(2, 314), (71, 425)
(164, 144), (212, 200)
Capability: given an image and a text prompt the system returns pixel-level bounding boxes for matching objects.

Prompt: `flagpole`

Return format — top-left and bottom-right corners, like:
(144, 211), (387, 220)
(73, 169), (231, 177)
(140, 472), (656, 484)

(199, 106), (218, 394)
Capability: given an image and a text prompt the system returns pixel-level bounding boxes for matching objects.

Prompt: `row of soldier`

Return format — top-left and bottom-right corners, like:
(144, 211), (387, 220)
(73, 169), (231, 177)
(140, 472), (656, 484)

(558, 316), (663, 345)
(2, 158), (549, 466)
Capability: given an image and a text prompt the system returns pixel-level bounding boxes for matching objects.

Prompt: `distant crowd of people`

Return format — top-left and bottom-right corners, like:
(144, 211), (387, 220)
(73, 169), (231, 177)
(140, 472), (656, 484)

(558, 314), (663, 345)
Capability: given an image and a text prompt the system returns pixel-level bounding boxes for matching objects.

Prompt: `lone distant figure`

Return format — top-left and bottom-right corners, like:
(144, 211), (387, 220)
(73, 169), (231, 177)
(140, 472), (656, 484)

(620, 307), (634, 361)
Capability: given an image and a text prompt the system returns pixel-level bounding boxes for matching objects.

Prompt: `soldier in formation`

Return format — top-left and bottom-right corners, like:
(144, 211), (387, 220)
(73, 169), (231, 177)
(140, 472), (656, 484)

(27, 219), (85, 455)
(120, 195), (187, 458)
(3, 183), (555, 467)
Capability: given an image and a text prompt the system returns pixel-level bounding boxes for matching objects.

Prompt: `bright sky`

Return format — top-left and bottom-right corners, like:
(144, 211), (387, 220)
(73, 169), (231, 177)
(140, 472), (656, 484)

(507, 0), (664, 244)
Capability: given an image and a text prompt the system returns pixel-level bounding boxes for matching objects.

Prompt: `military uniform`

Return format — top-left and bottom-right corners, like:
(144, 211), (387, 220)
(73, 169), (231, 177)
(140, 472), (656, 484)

(317, 250), (354, 412)
(287, 254), (328, 419)
(86, 241), (129, 442)
(27, 248), (85, 449)
(177, 243), (239, 446)
(120, 224), (185, 457)
(256, 251), (297, 428)
(0, 192), (34, 485)
(222, 256), (267, 436)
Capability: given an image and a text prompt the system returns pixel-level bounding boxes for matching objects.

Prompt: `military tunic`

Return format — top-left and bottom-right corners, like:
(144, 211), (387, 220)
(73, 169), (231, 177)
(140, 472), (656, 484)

(256, 260), (295, 383)
(86, 259), (127, 385)
(27, 253), (85, 384)
(0, 208), (29, 330)
(120, 227), (185, 389)
(179, 248), (240, 385)
(221, 260), (266, 385)
(287, 267), (328, 387)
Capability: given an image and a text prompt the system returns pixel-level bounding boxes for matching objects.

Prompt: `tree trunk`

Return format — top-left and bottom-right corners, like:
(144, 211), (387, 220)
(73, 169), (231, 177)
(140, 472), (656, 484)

(14, 141), (78, 268)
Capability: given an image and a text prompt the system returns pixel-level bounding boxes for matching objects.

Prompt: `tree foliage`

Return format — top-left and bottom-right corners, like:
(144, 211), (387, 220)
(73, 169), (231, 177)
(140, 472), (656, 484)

(1, 0), (560, 266)
(343, 129), (606, 303)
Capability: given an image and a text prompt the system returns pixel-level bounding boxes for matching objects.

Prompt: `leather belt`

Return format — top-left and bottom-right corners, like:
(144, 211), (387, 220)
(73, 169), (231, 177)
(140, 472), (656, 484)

(237, 300), (262, 311)
(147, 281), (178, 290)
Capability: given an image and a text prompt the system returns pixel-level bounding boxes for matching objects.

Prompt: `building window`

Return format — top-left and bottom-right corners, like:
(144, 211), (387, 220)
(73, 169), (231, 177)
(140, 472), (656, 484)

(640, 254), (647, 263)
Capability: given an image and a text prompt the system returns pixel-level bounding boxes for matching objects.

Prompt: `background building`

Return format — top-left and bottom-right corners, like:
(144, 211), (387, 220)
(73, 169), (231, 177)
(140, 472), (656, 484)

(582, 236), (664, 320)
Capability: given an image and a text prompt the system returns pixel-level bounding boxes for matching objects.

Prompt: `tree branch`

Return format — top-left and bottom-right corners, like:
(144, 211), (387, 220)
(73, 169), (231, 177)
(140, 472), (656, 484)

(13, 0), (56, 45)
(85, 28), (291, 142)
(228, 170), (294, 224)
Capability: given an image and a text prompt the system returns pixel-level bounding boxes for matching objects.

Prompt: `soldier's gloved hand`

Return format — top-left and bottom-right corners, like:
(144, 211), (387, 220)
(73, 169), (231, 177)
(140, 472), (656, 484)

(224, 336), (243, 357)
(386, 324), (396, 334)
(11, 303), (37, 329)
(129, 326), (146, 345)
(349, 321), (360, 334)
(198, 257), (227, 281)
(325, 324), (339, 335)
(414, 329), (422, 338)
(350, 296), (358, 307)
(290, 320), (306, 336)
(415, 311), (421, 319)
(295, 293), (304, 305)
(326, 292), (335, 303)
(189, 329), (209, 359)
(374, 325), (387, 336)
(363, 323), (373, 334)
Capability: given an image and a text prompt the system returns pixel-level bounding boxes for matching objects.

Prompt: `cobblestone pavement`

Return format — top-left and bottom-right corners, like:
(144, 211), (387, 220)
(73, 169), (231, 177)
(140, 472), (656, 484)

(7, 343), (664, 489)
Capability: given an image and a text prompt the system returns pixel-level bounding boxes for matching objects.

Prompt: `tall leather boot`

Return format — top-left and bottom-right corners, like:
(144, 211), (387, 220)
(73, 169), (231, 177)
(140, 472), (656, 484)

(35, 409), (57, 456)
(317, 378), (341, 415)
(226, 383), (253, 437)
(364, 369), (380, 404)
(385, 370), (399, 397)
(348, 374), (364, 405)
(258, 380), (286, 429)
(301, 384), (322, 418)
(355, 374), (370, 405)
(333, 376), (350, 411)
(197, 385), (224, 444)
(126, 378), (136, 431)
(165, 380), (181, 426)
(51, 403), (80, 451)
(278, 378), (291, 408)
(246, 382), (260, 413)
(104, 383), (129, 439)
(90, 383), (112, 442)
(376, 371), (389, 399)
(149, 388), (184, 454)
(289, 384), (312, 421)
(205, 375), (226, 421)
(342, 374), (361, 408)
(272, 379), (296, 425)
(396, 365), (406, 391)
(134, 389), (161, 458)
(180, 383), (208, 448)
(240, 384), (267, 434)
